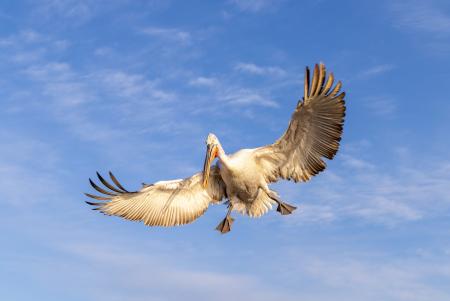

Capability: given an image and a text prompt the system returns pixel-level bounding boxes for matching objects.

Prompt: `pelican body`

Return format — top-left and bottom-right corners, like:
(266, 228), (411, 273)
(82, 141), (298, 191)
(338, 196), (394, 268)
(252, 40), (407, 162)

(85, 63), (346, 233)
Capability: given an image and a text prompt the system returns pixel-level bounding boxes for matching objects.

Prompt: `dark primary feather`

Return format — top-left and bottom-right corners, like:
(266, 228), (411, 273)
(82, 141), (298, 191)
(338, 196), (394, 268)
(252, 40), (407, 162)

(109, 171), (130, 192)
(89, 178), (117, 196)
(96, 171), (127, 194)
(84, 168), (225, 227)
(254, 63), (346, 183)
(84, 171), (136, 203)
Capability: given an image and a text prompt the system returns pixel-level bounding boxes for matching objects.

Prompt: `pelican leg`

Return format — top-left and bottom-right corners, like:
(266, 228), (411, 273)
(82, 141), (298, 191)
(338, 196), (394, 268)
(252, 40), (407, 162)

(215, 205), (234, 234)
(267, 191), (297, 215)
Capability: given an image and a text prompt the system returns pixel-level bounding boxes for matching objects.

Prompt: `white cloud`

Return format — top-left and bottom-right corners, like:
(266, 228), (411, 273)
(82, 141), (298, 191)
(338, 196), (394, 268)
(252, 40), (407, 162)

(363, 95), (397, 117)
(297, 204), (337, 223)
(1, 29), (208, 170)
(23, 62), (93, 107)
(24, 62), (72, 79)
(278, 143), (450, 226)
(16, 61), (126, 144)
(1, 6), (449, 301)
(220, 88), (279, 108)
(33, 0), (93, 25)
(141, 26), (192, 44)
(98, 70), (174, 101)
(53, 39), (70, 51)
(20, 29), (43, 43)
(340, 153), (376, 169)
(390, 0), (450, 35)
(0, 30), (69, 65)
(94, 47), (114, 57)
(188, 76), (217, 87)
(229, 0), (281, 13)
(11, 49), (46, 63)
(0, 30), (45, 47)
(21, 240), (299, 301)
(389, 1), (450, 54)
(0, 131), (62, 207)
(235, 62), (286, 76)
(358, 64), (395, 78)
(290, 251), (450, 301)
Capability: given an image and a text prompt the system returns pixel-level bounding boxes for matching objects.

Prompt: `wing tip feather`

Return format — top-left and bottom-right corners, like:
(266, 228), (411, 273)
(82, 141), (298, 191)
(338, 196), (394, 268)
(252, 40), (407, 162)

(264, 62), (347, 183)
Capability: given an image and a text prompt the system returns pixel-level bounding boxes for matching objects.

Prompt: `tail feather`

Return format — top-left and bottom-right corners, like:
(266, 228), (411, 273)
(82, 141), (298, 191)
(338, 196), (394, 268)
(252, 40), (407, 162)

(232, 190), (276, 218)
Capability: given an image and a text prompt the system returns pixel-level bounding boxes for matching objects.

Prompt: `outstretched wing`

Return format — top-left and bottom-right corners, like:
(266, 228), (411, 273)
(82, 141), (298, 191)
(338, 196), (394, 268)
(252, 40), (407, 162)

(254, 63), (346, 183)
(85, 167), (225, 227)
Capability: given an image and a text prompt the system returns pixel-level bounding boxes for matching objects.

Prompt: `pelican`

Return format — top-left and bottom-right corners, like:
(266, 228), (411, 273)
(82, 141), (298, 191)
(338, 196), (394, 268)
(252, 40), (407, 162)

(85, 63), (346, 233)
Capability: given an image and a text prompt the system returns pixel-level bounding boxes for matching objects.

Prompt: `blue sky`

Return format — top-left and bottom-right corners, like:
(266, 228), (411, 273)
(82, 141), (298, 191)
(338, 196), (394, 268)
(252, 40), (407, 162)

(1, 0), (450, 300)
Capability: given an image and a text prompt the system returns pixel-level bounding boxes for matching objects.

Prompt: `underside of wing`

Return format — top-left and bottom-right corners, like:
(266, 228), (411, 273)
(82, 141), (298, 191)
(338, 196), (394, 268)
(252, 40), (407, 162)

(255, 63), (346, 183)
(85, 168), (225, 227)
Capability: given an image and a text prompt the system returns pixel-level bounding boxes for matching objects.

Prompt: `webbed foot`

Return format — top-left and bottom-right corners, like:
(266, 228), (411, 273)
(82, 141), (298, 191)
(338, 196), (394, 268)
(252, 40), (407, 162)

(267, 191), (297, 215)
(276, 202), (297, 215)
(215, 215), (234, 234)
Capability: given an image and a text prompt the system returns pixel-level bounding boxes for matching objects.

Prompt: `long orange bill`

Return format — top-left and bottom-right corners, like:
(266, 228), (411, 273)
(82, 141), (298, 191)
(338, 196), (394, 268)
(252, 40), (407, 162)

(202, 144), (217, 188)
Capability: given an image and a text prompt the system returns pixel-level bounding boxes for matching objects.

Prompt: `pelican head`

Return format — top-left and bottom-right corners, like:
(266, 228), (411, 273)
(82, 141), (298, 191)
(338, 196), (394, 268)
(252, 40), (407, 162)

(202, 133), (220, 188)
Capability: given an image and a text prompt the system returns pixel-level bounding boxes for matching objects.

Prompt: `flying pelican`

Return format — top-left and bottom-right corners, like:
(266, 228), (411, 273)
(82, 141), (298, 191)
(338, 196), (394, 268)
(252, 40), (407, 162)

(85, 63), (346, 234)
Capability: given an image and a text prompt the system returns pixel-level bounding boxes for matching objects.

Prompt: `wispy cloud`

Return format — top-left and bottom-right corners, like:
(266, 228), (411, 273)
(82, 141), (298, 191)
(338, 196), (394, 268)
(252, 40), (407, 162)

(97, 70), (174, 101)
(18, 61), (126, 145)
(18, 29), (43, 43)
(0, 130), (62, 207)
(229, 0), (282, 13)
(340, 153), (376, 170)
(11, 49), (46, 63)
(188, 76), (217, 87)
(1, 3), (450, 301)
(297, 204), (337, 223)
(23, 62), (94, 107)
(93, 47), (114, 57)
(358, 64), (395, 79)
(7, 238), (297, 301)
(2, 26), (287, 180)
(32, 0), (94, 25)
(235, 62), (286, 76)
(0, 29), (45, 47)
(390, 0), (450, 35)
(389, 0), (450, 54)
(0, 30), (69, 63)
(279, 142), (450, 226)
(141, 26), (192, 44)
(363, 95), (397, 117)
(219, 88), (279, 108)
(286, 249), (450, 301)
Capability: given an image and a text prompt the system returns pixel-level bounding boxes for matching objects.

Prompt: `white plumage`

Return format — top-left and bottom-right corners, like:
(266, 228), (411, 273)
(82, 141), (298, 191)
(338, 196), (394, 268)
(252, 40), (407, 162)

(86, 63), (346, 233)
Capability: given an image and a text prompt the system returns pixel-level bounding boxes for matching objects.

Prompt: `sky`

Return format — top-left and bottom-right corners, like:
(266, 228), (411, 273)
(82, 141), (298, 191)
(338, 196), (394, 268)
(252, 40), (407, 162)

(1, 0), (450, 300)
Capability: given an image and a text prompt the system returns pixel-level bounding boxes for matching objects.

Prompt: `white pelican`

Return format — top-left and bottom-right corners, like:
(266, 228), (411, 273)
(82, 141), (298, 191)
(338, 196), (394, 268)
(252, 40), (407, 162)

(85, 63), (346, 233)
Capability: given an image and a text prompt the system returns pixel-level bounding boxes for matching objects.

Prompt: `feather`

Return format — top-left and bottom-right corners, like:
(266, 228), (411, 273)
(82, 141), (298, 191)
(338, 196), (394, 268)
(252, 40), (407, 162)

(304, 66), (310, 101)
(84, 167), (225, 227)
(89, 178), (117, 196)
(109, 171), (130, 193)
(253, 63), (346, 183)
(96, 172), (125, 193)
(84, 193), (111, 201)
(309, 64), (320, 98)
